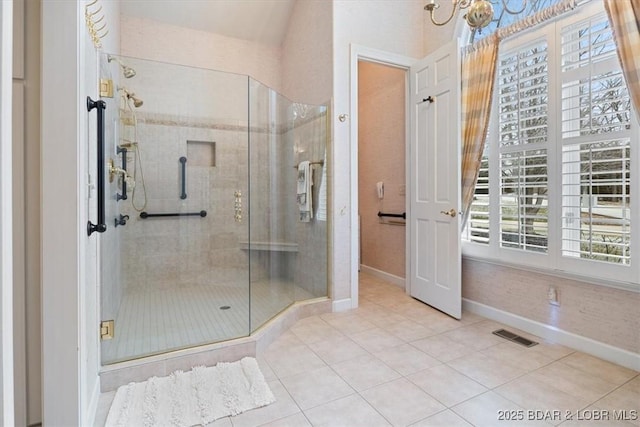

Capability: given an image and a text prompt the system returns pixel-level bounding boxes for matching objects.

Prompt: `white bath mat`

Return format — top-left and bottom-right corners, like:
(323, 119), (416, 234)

(105, 357), (275, 427)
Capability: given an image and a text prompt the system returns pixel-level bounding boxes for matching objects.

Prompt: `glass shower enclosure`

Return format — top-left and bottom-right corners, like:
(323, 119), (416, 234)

(99, 54), (328, 364)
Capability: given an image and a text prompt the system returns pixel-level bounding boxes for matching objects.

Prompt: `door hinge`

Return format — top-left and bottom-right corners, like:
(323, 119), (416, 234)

(100, 320), (114, 340)
(100, 78), (114, 98)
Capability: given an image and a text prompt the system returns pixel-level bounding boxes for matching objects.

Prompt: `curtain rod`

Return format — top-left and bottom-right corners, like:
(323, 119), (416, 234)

(465, 0), (581, 54)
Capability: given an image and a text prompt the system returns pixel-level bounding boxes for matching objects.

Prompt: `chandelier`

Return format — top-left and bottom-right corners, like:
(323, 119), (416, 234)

(424, 0), (527, 29)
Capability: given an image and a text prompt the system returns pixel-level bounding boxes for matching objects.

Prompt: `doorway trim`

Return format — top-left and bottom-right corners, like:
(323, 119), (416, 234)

(349, 45), (415, 308)
(1, 1), (15, 424)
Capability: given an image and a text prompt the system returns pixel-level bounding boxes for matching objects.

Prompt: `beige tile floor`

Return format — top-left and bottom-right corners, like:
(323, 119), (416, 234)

(96, 273), (639, 426)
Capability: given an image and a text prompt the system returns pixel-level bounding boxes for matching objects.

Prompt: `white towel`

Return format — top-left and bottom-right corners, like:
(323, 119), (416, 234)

(297, 161), (313, 222)
(316, 150), (327, 221)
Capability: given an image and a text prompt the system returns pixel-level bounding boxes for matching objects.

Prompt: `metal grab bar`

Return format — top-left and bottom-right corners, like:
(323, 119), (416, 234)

(139, 210), (207, 219)
(378, 211), (406, 219)
(87, 96), (108, 236)
(179, 156), (187, 199)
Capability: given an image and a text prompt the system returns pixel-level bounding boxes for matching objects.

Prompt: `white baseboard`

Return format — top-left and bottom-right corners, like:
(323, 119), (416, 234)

(332, 298), (354, 312)
(360, 264), (405, 289)
(463, 298), (640, 372)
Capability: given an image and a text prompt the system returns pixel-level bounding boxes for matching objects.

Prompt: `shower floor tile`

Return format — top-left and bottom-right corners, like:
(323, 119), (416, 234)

(102, 278), (314, 364)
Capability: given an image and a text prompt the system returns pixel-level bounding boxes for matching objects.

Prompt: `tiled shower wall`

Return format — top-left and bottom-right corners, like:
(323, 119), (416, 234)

(117, 108), (328, 298)
(119, 115), (251, 291)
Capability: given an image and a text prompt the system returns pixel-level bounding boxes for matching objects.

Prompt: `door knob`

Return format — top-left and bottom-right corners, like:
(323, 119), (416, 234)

(440, 208), (457, 218)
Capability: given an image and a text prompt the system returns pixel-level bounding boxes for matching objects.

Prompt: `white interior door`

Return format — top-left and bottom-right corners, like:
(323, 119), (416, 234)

(409, 41), (461, 319)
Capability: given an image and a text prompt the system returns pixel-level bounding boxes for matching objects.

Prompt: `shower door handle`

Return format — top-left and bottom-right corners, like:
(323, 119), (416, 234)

(87, 96), (108, 236)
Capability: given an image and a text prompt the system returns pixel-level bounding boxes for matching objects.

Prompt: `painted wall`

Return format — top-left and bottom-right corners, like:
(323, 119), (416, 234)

(0, 1), (14, 424)
(463, 258), (640, 354)
(281, 0), (333, 105)
(41, 0), (120, 424)
(333, 0), (424, 305)
(22, 2), (41, 423)
(11, 1), (25, 423)
(422, 2), (461, 55)
(41, 2), (83, 423)
(358, 61), (406, 278)
(120, 15), (282, 94)
(12, 0), (41, 423)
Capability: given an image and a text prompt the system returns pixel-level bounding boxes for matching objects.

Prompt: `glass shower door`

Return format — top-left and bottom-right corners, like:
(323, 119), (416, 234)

(99, 54), (251, 364)
(247, 79), (330, 332)
(247, 79), (296, 332)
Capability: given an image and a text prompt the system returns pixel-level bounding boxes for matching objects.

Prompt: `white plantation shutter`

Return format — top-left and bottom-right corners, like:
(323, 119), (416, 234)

(560, 13), (633, 265)
(500, 149), (548, 252)
(498, 40), (549, 253)
(561, 139), (631, 264)
(561, 17), (617, 73)
(498, 41), (549, 148)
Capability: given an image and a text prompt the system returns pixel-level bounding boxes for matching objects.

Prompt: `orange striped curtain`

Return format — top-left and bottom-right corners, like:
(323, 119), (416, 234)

(461, 34), (499, 228)
(604, 0), (640, 122)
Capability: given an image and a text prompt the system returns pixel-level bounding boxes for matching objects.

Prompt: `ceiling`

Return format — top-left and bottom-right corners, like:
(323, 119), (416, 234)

(119, 0), (297, 47)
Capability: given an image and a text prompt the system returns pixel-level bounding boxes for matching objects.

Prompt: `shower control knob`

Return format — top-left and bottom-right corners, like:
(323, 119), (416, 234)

(114, 214), (130, 227)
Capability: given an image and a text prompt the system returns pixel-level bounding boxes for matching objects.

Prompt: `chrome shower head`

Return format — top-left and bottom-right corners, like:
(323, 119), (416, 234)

(108, 55), (136, 79)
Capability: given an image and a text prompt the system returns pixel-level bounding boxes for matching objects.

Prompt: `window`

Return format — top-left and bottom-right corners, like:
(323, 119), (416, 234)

(462, 2), (639, 286)
(498, 39), (549, 253)
(560, 15), (632, 266)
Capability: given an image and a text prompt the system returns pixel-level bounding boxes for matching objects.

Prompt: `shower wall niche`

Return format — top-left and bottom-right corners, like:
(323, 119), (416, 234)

(100, 55), (328, 364)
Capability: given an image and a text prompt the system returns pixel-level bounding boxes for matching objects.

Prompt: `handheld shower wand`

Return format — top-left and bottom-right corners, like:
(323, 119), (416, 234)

(127, 91), (144, 108)
(118, 86), (143, 108)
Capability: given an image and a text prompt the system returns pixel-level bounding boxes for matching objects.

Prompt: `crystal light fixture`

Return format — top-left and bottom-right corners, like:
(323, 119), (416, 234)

(424, 0), (527, 30)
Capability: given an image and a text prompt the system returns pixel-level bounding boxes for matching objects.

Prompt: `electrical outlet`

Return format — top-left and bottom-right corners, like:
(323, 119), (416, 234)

(547, 286), (560, 306)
